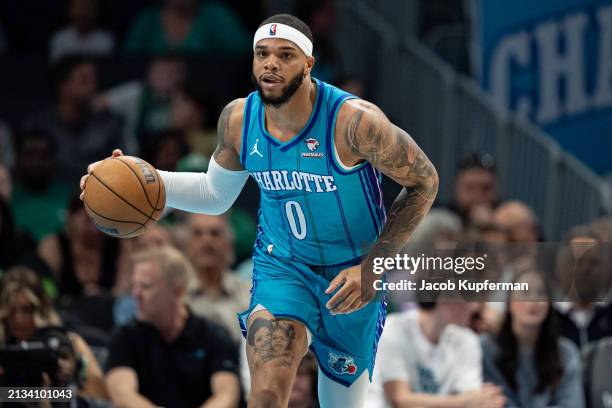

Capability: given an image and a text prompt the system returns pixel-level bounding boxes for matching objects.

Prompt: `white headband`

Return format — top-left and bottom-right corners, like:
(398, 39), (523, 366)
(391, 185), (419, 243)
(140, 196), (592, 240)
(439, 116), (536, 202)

(253, 23), (313, 57)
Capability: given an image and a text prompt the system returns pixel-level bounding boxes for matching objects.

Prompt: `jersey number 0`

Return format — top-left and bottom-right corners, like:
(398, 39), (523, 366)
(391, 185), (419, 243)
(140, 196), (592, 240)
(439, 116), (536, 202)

(285, 201), (307, 240)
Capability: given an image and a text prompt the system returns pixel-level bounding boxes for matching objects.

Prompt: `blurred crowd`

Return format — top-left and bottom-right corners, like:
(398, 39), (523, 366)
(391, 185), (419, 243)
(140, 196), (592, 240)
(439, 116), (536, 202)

(0, 1), (610, 408)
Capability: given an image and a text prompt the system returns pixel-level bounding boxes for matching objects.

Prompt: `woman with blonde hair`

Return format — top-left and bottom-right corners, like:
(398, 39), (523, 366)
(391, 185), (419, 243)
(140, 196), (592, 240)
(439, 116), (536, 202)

(0, 266), (107, 398)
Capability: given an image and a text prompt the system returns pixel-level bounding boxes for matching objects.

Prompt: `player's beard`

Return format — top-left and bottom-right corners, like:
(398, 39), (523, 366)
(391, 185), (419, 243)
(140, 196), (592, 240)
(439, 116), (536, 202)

(252, 69), (305, 108)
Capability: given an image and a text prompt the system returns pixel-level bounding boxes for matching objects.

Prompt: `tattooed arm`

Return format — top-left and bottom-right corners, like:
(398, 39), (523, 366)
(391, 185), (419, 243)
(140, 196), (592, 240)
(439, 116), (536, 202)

(343, 100), (438, 254)
(78, 99), (246, 207)
(211, 98), (246, 170)
(326, 100), (439, 313)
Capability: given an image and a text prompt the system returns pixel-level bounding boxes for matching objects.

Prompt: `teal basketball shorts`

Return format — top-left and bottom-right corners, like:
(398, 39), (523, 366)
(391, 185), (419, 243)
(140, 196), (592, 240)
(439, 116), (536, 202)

(238, 242), (387, 386)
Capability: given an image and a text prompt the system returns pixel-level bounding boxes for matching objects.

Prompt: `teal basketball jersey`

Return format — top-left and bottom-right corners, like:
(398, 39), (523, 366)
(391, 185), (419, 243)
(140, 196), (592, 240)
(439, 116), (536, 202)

(239, 78), (386, 266)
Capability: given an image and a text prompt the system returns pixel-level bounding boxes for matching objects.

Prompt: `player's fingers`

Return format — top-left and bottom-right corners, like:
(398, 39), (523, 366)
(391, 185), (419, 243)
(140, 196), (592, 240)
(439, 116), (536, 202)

(112, 149), (124, 157)
(325, 272), (346, 295)
(334, 293), (362, 314)
(80, 174), (89, 191)
(326, 282), (354, 311)
(87, 160), (102, 175)
(330, 294), (356, 314)
(349, 297), (370, 314)
(79, 191), (85, 201)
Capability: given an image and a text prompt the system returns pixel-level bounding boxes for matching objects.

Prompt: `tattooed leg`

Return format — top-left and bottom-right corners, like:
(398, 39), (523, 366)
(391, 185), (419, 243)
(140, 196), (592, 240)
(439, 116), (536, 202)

(246, 309), (309, 408)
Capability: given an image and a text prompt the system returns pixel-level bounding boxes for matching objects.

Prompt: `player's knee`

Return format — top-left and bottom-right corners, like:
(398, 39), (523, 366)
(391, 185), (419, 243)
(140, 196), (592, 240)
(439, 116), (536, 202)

(249, 389), (283, 408)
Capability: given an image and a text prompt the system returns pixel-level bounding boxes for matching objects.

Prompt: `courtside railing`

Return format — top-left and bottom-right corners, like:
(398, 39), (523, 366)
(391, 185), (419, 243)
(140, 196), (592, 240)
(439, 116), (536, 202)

(335, 0), (612, 240)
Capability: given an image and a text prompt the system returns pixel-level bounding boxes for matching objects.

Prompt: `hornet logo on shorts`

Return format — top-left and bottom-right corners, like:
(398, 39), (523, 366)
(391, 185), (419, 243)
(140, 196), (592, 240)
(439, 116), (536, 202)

(302, 138), (323, 158)
(328, 351), (357, 375)
(269, 24), (277, 36)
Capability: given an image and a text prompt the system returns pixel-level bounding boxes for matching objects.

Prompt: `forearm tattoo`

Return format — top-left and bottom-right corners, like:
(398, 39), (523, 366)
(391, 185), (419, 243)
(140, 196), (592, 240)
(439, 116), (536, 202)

(247, 318), (296, 368)
(344, 103), (439, 254)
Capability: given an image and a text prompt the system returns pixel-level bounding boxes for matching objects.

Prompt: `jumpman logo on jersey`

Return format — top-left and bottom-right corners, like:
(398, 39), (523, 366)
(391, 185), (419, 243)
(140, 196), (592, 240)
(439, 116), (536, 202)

(250, 138), (264, 158)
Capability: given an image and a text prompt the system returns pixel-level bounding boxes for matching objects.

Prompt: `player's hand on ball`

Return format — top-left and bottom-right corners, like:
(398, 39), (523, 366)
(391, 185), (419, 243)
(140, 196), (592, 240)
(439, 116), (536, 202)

(325, 265), (376, 315)
(79, 149), (124, 201)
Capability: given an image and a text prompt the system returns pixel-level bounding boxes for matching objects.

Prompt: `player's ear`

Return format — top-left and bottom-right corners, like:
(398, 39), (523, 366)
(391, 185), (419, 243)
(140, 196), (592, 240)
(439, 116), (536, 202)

(304, 55), (315, 77)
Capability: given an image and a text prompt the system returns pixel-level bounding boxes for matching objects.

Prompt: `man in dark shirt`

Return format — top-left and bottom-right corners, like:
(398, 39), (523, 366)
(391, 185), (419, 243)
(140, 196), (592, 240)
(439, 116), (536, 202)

(23, 55), (125, 185)
(106, 246), (241, 408)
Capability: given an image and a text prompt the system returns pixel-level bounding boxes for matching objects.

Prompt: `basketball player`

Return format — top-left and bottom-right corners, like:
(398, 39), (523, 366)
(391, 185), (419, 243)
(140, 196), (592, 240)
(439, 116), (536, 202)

(80, 14), (438, 408)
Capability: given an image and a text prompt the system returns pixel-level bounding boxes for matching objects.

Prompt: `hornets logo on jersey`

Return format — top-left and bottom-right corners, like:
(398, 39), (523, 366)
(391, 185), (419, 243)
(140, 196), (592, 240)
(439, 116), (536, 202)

(240, 78), (386, 266)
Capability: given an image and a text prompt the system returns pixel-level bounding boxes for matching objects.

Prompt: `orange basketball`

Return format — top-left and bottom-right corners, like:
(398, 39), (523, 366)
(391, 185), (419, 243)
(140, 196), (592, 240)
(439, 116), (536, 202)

(83, 156), (166, 238)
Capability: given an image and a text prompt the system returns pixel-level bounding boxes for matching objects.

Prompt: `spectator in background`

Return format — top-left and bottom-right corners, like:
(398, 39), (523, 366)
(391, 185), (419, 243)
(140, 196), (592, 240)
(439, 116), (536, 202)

(492, 201), (541, 282)
(185, 213), (250, 342)
(0, 200), (17, 271)
(95, 54), (186, 151)
(113, 225), (176, 326)
(106, 246), (241, 408)
(114, 224), (176, 298)
(170, 79), (218, 158)
(38, 195), (119, 307)
(0, 119), (13, 169)
(0, 164), (11, 203)
(447, 152), (498, 226)
(141, 129), (190, 172)
(124, 0), (250, 56)
(49, 0), (115, 62)
(590, 216), (612, 273)
(337, 77), (366, 98)
(493, 201), (540, 244)
(168, 158), (257, 265)
(288, 352), (319, 408)
(481, 200), (542, 326)
(368, 300), (505, 408)
(23, 56), (125, 185)
(0, 267), (107, 399)
(298, 0), (339, 83)
(386, 208), (462, 312)
(482, 269), (585, 408)
(590, 216), (612, 242)
(405, 208), (463, 245)
(10, 130), (71, 242)
(554, 226), (612, 351)
(0, 197), (38, 273)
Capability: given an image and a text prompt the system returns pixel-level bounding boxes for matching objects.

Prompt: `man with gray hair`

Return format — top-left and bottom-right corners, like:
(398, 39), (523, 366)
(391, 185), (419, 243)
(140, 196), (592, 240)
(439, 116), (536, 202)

(185, 213), (251, 341)
(105, 246), (241, 408)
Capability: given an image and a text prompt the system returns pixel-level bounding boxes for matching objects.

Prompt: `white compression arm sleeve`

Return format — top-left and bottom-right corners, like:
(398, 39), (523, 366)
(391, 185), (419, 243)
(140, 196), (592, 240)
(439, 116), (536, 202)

(157, 157), (249, 215)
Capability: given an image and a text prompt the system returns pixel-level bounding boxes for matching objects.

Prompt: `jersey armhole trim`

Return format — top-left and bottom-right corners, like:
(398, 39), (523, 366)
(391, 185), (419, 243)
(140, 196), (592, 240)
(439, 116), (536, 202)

(327, 96), (368, 174)
(239, 93), (255, 167)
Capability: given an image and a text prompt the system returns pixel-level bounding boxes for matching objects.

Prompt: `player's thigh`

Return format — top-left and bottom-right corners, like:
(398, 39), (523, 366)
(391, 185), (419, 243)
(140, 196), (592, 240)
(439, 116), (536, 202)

(246, 309), (309, 394)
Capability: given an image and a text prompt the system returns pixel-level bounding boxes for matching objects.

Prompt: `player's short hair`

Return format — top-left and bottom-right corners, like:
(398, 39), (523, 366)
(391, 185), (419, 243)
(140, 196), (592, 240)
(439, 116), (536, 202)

(259, 14), (313, 44)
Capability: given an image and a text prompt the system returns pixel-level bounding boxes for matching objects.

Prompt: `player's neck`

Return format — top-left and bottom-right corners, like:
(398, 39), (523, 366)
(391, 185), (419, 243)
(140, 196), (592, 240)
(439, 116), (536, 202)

(265, 79), (316, 137)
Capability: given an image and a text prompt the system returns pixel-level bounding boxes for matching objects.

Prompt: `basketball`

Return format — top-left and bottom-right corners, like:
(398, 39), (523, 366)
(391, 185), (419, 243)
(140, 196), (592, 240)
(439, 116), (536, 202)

(83, 156), (166, 238)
